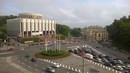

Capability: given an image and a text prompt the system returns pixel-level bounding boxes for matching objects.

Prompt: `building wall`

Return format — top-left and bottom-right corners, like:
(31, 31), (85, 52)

(82, 26), (108, 41)
(7, 13), (56, 37)
(7, 18), (21, 36)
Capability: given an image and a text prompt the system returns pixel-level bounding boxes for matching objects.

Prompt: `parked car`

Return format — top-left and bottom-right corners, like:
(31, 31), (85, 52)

(31, 58), (36, 62)
(94, 57), (102, 63)
(98, 54), (104, 58)
(78, 48), (82, 52)
(52, 63), (60, 68)
(104, 56), (113, 62)
(78, 52), (84, 56)
(122, 62), (130, 70)
(84, 53), (93, 59)
(104, 62), (113, 67)
(113, 59), (124, 65)
(46, 67), (55, 73)
(68, 49), (74, 52)
(113, 65), (123, 71)
(74, 50), (79, 54)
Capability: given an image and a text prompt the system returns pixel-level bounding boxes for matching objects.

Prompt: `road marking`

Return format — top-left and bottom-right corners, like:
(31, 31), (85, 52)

(6, 57), (32, 73)
(0, 52), (13, 55)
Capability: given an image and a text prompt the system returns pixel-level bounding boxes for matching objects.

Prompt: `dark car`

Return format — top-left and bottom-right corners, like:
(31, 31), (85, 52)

(25, 55), (30, 58)
(68, 49), (74, 52)
(31, 58), (36, 62)
(78, 48), (82, 52)
(46, 67), (55, 73)
(104, 62), (113, 67)
(98, 54), (104, 58)
(104, 56), (113, 62)
(74, 50), (79, 54)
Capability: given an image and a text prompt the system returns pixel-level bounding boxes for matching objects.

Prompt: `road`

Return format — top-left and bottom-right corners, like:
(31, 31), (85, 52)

(0, 43), (79, 73)
(0, 39), (129, 73)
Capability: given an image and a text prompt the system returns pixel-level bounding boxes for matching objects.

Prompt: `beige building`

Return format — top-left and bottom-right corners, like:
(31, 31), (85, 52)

(82, 25), (108, 41)
(7, 13), (56, 37)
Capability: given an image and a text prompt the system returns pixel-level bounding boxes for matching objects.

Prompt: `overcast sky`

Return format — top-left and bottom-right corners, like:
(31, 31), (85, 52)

(0, 0), (130, 28)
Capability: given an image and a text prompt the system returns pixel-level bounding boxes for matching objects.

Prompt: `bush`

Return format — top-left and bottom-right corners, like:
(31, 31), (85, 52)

(17, 37), (40, 43)
(35, 49), (70, 59)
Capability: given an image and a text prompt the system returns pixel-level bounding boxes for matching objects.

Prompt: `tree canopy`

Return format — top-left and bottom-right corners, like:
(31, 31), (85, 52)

(0, 15), (18, 26)
(56, 23), (70, 37)
(106, 15), (130, 51)
(70, 28), (81, 37)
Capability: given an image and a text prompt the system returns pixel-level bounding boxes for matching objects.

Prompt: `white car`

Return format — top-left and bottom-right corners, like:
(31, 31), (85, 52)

(52, 63), (60, 68)
(113, 65), (123, 71)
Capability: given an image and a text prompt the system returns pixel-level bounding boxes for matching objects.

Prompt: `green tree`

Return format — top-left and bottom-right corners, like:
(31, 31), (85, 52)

(70, 28), (81, 37)
(56, 24), (70, 37)
(106, 15), (130, 51)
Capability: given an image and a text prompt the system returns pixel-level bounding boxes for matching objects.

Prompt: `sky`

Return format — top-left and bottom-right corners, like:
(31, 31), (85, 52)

(0, 0), (130, 28)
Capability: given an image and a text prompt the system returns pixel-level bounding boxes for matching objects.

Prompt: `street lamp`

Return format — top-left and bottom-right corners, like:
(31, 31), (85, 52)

(82, 55), (85, 73)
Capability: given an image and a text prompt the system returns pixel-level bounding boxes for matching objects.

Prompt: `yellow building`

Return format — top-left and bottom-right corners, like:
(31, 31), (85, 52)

(82, 25), (108, 42)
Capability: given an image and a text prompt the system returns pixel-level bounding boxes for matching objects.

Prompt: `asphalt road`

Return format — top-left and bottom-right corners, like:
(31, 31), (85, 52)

(0, 39), (129, 73)
(0, 43), (79, 73)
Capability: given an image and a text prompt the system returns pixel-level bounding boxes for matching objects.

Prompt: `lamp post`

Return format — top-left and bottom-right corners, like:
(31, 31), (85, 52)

(45, 35), (48, 52)
(82, 55), (85, 73)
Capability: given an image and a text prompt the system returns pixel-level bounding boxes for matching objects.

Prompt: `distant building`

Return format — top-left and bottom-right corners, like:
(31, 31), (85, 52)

(7, 13), (56, 38)
(82, 25), (108, 42)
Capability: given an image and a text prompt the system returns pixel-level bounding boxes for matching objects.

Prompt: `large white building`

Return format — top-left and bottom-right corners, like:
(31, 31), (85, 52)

(7, 13), (56, 37)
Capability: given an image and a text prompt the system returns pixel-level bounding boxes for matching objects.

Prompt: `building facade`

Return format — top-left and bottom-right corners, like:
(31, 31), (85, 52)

(82, 25), (108, 41)
(7, 13), (56, 37)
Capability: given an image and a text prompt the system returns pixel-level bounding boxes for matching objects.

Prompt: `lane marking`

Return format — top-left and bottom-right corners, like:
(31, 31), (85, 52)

(0, 52), (13, 55)
(6, 57), (32, 73)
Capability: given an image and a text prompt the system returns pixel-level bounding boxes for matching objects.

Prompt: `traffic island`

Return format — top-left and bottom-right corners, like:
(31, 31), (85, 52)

(34, 49), (71, 59)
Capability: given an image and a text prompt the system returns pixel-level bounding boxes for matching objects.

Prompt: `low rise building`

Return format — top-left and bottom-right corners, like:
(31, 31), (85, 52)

(82, 25), (108, 42)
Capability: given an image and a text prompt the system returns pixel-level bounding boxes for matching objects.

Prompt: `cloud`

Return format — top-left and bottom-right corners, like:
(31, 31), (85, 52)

(0, 0), (130, 28)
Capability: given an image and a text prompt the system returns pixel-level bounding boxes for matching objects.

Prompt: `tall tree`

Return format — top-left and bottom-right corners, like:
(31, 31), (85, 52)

(106, 15), (130, 51)
(70, 28), (81, 37)
(56, 24), (70, 37)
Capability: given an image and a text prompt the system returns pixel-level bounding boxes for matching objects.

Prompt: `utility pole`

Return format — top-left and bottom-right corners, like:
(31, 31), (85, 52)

(58, 35), (60, 50)
(45, 35), (48, 52)
(82, 55), (85, 73)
